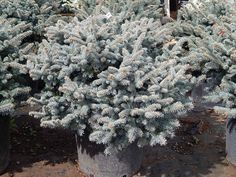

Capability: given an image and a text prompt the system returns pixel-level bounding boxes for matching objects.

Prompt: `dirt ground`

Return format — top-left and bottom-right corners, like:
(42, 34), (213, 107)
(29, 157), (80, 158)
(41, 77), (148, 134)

(1, 109), (236, 177)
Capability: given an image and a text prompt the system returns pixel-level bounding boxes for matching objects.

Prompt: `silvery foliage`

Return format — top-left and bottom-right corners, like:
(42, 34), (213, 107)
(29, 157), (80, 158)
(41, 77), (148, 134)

(63, 0), (163, 21)
(26, 4), (201, 153)
(0, 0), (72, 117)
(0, 16), (31, 116)
(179, 0), (236, 118)
(0, 0), (73, 72)
(0, 0), (72, 35)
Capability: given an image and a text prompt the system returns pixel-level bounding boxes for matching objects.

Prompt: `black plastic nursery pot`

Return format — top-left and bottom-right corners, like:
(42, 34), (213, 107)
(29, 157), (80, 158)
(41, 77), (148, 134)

(75, 133), (144, 177)
(0, 116), (10, 174)
(226, 118), (236, 166)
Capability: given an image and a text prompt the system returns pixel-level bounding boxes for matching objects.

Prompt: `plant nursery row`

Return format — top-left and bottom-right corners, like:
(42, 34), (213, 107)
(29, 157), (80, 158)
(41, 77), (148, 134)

(0, 0), (236, 176)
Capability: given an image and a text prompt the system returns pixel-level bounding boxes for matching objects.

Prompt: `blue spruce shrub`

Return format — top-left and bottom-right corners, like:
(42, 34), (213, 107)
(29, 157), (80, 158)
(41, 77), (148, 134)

(27, 10), (200, 154)
(0, 0), (74, 96)
(0, 17), (31, 116)
(0, 0), (73, 36)
(179, 0), (236, 118)
(0, 0), (73, 116)
(64, 0), (163, 21)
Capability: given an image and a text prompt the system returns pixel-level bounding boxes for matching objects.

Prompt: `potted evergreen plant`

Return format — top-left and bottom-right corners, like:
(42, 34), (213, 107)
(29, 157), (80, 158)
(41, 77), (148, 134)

(0, 16), (32, 174)
(26, 1), (206, 176)
(0, 1), (76, 174)
(178, 0), (236, 165)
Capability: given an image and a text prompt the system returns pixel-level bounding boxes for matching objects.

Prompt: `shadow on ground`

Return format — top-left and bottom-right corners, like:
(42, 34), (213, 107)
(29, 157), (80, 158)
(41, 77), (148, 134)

(138, 111), (229, 177)
(1, 110), (234, 177)
(3, 115), (81, 177)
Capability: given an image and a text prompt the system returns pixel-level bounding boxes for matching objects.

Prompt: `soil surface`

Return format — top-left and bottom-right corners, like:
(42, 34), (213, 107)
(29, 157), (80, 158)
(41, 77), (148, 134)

(1, 109), (236, 177)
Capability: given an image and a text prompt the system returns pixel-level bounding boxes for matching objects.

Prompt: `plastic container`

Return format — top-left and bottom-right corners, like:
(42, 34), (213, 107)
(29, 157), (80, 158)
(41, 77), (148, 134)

(226, 118), (236, 166)
(0, 117), (10, 174)
(75, 133), (143, 177)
